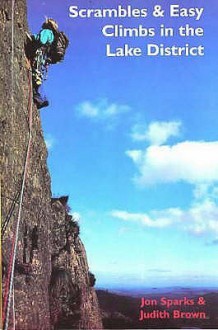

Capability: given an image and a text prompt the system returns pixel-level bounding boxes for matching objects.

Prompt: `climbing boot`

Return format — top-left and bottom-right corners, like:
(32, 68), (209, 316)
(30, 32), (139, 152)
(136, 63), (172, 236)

(37, 99), (49, 109)
(33, 93), (49, 109)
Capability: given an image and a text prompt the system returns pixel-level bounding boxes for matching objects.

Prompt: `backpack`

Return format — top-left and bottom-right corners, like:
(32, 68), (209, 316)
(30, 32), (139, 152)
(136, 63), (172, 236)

(48, 31), (69, 64)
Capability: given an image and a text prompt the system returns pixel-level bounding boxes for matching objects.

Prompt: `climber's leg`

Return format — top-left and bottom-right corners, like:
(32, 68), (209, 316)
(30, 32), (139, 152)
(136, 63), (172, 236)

(32, 67), (49, 109)
(33, 86), (49, 109)
(31, 50), (49, 109)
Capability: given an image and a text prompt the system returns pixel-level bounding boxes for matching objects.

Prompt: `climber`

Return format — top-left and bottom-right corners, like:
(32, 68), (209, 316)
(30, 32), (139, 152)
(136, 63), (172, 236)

(27, 18), (69, 109)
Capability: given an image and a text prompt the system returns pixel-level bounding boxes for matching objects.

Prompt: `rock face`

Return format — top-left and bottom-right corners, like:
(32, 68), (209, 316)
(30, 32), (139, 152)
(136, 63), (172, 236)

(0, 1), (103, 329)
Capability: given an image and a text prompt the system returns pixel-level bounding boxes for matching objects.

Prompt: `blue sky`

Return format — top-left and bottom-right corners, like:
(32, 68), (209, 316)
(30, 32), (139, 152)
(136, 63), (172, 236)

(28, 0), (218, 289)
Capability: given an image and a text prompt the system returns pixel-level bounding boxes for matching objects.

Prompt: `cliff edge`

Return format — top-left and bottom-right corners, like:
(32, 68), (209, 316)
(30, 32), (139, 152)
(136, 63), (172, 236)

(0, 1), (103, 329)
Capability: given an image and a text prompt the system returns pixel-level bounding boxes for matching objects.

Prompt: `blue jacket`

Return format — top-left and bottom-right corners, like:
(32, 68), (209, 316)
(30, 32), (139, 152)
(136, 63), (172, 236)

(34, 29), (54, 45)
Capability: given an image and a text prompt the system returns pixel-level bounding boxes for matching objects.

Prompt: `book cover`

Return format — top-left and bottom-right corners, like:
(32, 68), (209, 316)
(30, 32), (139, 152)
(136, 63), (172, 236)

(1, 0), (218, 329)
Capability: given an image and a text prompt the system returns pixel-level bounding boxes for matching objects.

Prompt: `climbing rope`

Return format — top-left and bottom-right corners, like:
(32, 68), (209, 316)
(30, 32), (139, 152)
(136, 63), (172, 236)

(1, 0), (18, 239)
(3, 1), (34, 323)
(11, 0), (15, 93)
(2, 0), (16, 326)
(2, 190), (20, 237)
(2, 192), (40, 237)
(0, 182), (2, 330)
(1, 0), (16, 327)
(12, 284), (15, 330)
(2, 1), (51, 328)
(3, 67), (33, 330)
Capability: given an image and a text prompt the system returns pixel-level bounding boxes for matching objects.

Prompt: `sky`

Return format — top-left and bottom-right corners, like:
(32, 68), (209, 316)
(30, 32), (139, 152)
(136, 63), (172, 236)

(27, 0), (218, 289)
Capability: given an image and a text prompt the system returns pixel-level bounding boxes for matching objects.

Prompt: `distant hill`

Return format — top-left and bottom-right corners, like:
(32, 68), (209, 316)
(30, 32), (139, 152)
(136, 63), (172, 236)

(96, 289), (218, 329)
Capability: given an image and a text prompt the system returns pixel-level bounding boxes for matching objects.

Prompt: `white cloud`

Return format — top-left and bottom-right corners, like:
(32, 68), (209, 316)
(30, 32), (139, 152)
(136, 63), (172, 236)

(131, 121), (181, 145)
(45, 134), (56, 150)
(122, 121), (218, 237)
(111, 198), (218, 235)
(127, 141), (218, 186)
(111, 210), (174, 228)
(71, 212), (81, 222)
(76, 99), (130, 120)
(77, 101), (99, 118)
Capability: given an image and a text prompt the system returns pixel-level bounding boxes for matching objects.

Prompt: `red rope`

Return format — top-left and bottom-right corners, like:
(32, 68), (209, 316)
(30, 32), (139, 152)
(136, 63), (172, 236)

(2, 225), (17, 324)
(2, 66), (33, 329)
(27, 65), (33, 130)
